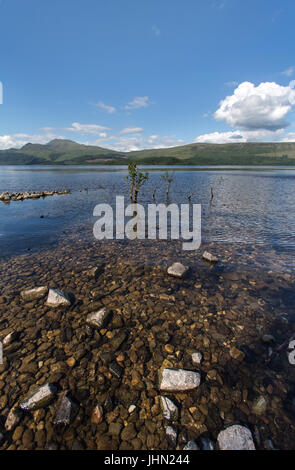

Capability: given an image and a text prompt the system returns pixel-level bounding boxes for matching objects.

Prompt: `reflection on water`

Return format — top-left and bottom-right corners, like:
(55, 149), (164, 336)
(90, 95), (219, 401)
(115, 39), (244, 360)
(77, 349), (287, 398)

(0, 165), (295, 271)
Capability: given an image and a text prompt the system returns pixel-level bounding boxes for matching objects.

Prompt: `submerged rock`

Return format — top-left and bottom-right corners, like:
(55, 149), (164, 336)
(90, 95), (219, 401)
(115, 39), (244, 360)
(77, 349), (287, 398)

(166, 425), (178, 446)
(5, 407), (23, 431)
(53, 392), (78, 426)
(200, 437), (215, 450)
(21, 286), (48, 302)
(159, 368), (201, 391)
(202, 251), (218, 263)
(252, 396), (267, 415)
(192, 352), (203, 365)
(19, 383), (57, 411)
(160, 396), (179, 421)
(91, 405), (104, 424)
(46, 289), (71, 307)
(261, 334), (275, 344)
(217, 425), (255, 450)
(167, 262), (189, 278)
(86, 308), (111, 329)
(2, 330), (18, 347)
(230, 347), (245, 361)
(183, 441), (199, 450)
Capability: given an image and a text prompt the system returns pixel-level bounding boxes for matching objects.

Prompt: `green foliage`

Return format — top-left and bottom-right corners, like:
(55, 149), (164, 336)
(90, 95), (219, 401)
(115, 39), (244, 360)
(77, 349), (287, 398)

(125, 162), (149, 202)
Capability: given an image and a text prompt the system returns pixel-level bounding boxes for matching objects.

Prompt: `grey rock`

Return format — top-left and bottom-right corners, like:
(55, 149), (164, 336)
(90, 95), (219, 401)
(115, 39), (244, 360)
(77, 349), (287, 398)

(192, 352), (203, 365)
(53, 392), (78, 426)
(166, 425), (177, 446)
(46, 288), (71, 307)
(167, 262), (189, 278)
(217, 425), (255, 450)
(86, 308), (111, 329)
(202, 251), (218, 263)
(161, 396), (179, 421)
(261, 334), (275, 344)
(21, 286), (48, 302)
(2, 331), (18, 347)
(160, 368), (201, 391)
(183, 441), (199, 450)
(19, 383), (57, 411)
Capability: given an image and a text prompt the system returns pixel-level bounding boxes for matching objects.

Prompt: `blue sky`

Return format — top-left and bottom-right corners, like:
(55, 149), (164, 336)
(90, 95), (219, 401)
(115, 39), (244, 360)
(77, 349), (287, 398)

(0, 0), (295, 151)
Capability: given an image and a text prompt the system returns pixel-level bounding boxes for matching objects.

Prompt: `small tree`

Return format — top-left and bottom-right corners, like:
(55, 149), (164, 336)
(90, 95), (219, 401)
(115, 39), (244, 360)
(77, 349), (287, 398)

(125, 162), (149, 203)
(161, 170), (175, 202)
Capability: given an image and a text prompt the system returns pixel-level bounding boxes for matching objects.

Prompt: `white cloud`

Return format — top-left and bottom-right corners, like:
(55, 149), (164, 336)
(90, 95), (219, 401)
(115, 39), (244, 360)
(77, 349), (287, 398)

(95, 101), (116, 114)
(118, 127), (143, 135)
(215, 81), (295, 132)
(281, 132), (295, 142)
(124, 96), (151, 110)
(195, 129), (284, 144)
(282, 66), (295, 77)
(0, 131), (65, 150)
(65, 122), (110, 134)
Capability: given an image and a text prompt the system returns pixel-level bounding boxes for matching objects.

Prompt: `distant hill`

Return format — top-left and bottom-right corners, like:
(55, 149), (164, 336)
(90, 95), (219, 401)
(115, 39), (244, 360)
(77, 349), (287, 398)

(1, 139), (295, 165)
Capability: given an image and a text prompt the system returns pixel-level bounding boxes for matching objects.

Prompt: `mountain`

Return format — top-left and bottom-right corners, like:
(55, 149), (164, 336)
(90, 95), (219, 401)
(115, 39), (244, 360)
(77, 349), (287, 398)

(0, 139), (295, 165)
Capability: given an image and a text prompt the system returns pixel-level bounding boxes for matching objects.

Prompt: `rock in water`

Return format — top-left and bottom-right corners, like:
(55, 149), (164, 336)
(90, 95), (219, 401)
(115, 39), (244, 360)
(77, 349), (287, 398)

(159, 368), (201, 391)
(21, 286), (48, 302)
(161, 396), (179, 421)
(183, 441), (199, 450)
(167, 262), (189, 278)
(192, 352), (203, 365)
(91, 405), (103, 424)
(252, 396), (267, 415)
(166, 425), (178, 446)
(2, 331), (18, 347)
(202, 251), (218, 263)
(19, 383), (57, 411)
(5, 407), (23, 431)
(217, 425), (255, 450)
(46, 289), (71, 307)
(53, 392), (78, 426)
(86, 308), (111, 329)
(200, 437), (215, 450)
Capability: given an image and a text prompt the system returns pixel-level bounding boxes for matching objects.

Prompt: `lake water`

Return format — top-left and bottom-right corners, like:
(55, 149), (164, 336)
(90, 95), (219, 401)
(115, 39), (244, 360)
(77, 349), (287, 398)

(0, 165), (295, 271)
(1, 165), (295, 450)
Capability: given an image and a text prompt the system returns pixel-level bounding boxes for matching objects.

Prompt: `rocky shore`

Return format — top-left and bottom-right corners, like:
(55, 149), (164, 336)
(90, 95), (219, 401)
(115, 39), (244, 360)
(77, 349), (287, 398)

(0, 236), (295, 450)
(0, 190), (71, 203)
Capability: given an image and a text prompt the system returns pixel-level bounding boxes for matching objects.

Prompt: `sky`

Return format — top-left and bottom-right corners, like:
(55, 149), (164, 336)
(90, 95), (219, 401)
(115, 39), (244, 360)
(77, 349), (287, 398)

(0, 0), (295, 152)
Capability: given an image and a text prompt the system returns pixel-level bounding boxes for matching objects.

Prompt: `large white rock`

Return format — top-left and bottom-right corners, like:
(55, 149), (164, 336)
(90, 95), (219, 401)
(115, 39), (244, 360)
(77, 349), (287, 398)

(167, 262), (189, 278)
(21, 286), (48, 301)
(86, 308), (111, 329)
(161, 396), (179, 421)
(166, 425), (177, 446)
(46, 289), (71, 307)
(159, 368), (201, 391)
(19, 383), (57, 411)
(183, 441), (199, 450)
(217, 425), (255, 450)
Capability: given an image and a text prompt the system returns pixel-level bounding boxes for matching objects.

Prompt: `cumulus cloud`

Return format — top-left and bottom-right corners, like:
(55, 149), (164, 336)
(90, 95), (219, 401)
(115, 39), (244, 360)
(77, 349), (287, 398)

(0, 132), (65, 150)
(214, 81), (295, 132)
(124, 96), (151, 110)
(195, 129), (284, 144)
(281, 132), (295, 142)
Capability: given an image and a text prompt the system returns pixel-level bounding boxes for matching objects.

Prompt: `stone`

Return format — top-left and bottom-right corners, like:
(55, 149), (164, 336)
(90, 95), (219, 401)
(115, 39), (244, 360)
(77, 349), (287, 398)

(166, 425), (177, 446)
(159, 368), (201, 391)
(202, 251), (218, 263)
(46, 289), (71, 307)
(19, 383), (57, 411)
(109, 362), (123, 379)
(5, 407), (23, 431)
(160, 396), (179, 421)
(91, 405), (103, 424)
(21, 286), (48, 301)
(252, 396), (267, 415)
(261, 334), (275, 344)
(167, 262), (189, 278)
(230, 347), (245, 361)
(86, 308), (111, 329)
(192, 352), (203, 365)
(217, 425), (255, 450)
(2, 331), (18, 347)
(53, 392), (79, 426)
(200, 437), (215, 450)
(121, 424), (137, 442)
(128, 405), (136, 414)
(183, 441), (199, 450)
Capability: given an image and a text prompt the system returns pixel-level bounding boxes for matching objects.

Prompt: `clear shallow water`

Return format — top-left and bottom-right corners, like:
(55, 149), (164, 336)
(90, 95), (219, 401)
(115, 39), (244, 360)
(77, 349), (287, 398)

(0, 165), (295, 269)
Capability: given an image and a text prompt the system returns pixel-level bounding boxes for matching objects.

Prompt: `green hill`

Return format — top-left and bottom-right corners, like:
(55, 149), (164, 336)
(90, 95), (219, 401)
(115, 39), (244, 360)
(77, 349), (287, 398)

(1, 139), (295, 165)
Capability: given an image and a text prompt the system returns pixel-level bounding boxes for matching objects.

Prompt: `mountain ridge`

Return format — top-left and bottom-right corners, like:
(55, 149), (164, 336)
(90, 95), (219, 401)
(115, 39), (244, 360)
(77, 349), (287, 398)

(1, 139), (295, 165)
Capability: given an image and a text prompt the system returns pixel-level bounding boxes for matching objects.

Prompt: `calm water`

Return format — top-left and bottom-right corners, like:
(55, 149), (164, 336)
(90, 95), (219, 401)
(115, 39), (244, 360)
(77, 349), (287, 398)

(0, 165), (295, 269)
